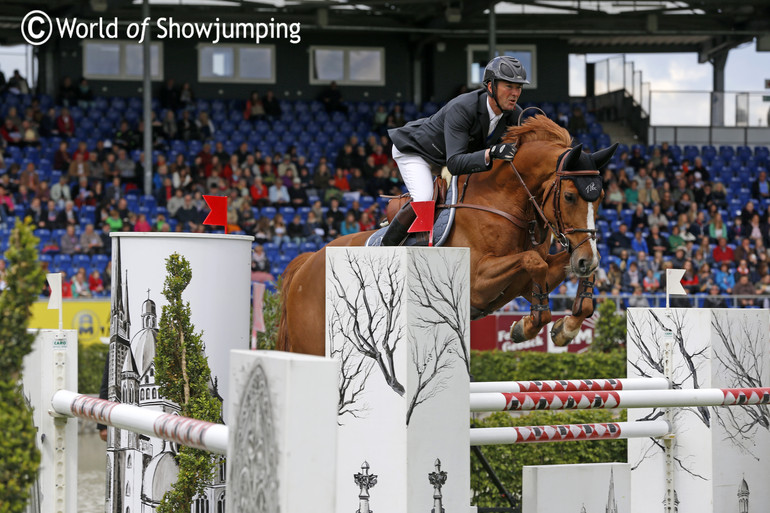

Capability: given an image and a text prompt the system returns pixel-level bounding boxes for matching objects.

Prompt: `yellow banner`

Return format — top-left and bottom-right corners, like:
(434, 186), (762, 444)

(31, 300), (111, 346)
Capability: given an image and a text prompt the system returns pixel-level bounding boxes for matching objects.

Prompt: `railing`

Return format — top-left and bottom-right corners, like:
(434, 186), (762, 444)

(503, 294), (770, 313)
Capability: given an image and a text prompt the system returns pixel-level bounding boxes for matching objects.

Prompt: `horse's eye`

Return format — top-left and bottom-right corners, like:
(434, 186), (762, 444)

(564, 192), (576, 203)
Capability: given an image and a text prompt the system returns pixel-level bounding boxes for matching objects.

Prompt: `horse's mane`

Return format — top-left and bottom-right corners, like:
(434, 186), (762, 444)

(503, 114), (571, 148)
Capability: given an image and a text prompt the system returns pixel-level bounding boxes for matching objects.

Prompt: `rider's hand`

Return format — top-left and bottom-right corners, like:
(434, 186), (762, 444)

(488, 143), (518, 161)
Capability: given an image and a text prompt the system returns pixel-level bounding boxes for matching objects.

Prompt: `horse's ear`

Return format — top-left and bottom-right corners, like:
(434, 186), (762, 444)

(564, 144), (583, 169)
(591, 143), (619, 170)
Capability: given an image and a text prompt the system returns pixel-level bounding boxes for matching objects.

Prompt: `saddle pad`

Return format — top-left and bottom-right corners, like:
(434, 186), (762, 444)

(365, 176), (459, 248)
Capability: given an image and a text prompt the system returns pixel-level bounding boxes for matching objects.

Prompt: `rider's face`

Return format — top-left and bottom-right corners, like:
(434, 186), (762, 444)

(492, 81), (522, 111)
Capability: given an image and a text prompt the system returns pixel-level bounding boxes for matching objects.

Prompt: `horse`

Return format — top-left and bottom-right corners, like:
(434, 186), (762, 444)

(277, 115), (617, 356)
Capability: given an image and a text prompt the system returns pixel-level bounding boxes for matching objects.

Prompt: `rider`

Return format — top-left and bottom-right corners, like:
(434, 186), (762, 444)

(382, 55), (529, 246)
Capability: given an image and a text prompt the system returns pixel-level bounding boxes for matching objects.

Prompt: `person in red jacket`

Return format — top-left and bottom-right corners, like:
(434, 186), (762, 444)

(712, 237), (735, 264)
(56, 107), (75, 138)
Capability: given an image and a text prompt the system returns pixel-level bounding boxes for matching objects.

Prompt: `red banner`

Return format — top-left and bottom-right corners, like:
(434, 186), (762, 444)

(470, 312), (598, 353)
(407, 201), (435, 246)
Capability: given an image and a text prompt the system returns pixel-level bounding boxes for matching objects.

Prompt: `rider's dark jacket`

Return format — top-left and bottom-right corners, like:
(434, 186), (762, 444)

(388, 89), (523, 176)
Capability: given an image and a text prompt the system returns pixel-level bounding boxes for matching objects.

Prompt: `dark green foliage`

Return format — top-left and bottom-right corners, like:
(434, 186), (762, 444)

(591, 300), (627, 353)
(78, 342), (110, 394)
(470, 349), (627, 383)
(255, 277), (282, 350)
(0, 220), (46, 513)
(154, 253), (222, 513)
(470, 410), (628, 509)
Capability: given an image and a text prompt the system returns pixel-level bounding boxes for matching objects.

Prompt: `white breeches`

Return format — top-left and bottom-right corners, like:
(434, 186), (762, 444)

(392, 145), (435, 202)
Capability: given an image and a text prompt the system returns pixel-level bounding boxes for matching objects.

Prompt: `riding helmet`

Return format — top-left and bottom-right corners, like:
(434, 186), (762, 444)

(483, 56), (530, 85)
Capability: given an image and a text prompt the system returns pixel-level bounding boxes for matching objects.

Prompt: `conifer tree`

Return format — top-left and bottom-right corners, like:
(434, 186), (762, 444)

(0, 220), (46, 512)
(154, 253), (222, 513)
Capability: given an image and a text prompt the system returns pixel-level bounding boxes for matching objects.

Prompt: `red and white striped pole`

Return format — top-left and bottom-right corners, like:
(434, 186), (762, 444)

(470, 420), (670, 446)
(51, 390), (229, 455)
(469, 387), (770, 412)
(469, 377), (670, 394)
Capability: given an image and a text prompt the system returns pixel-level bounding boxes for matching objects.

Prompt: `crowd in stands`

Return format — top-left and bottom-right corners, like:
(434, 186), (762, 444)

(0, 71), (769, 310)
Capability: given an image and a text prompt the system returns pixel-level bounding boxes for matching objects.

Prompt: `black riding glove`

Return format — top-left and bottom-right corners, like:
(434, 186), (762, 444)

(489, 143), (518, 161)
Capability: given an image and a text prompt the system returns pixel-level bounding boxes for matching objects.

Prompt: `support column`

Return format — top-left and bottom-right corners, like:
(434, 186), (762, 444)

(710, 50), (728, 127)
(488, 1), (497, 61)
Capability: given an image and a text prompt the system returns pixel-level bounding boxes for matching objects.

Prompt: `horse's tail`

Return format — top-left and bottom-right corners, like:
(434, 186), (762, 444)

(276, 252), (314, 352)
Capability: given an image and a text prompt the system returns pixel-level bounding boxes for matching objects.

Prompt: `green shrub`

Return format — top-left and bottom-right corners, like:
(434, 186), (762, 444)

(78, 342), (110, 394)
(591, 300), (627, 353)
(254, 278), (282, 351)
(470, 349), (627, 383)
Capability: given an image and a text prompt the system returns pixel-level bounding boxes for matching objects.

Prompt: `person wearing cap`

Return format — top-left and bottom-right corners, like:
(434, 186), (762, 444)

(381, 55), (528, 246)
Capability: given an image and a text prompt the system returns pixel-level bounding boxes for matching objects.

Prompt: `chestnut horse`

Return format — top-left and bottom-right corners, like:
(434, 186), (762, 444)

(277, 115), (617, 356)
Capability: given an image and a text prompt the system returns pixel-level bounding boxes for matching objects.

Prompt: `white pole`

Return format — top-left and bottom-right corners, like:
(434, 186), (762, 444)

(50, 390), (229, 455)
(469, 377), (670, 394)
(469, 387), (770, 412)
(470, 420), (670, 446)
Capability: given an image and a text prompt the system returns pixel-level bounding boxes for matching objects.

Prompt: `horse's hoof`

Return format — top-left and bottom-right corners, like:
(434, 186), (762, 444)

(550, 317), (577, 347)
(510, 320), (529, 343)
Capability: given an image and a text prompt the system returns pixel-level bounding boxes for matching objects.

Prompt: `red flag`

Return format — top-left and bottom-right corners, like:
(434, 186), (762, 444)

(203, 195), (228, 233)
(408, 200), (435, 246)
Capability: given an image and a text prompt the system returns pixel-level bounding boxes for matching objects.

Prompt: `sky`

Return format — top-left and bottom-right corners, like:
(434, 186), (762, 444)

(1, 38), (769, 127)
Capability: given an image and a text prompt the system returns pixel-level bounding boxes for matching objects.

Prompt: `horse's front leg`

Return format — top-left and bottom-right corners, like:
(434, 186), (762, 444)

(551, 274), (596, 347)
(509, 253), (553, 343)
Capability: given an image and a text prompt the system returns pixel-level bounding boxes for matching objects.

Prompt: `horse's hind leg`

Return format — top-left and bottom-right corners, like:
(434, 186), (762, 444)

(551, 275), (595, 347)
(509, 254), (552, 343)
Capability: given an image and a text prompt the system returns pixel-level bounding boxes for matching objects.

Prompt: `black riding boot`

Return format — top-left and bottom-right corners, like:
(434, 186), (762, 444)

(381, 203), (417, 246)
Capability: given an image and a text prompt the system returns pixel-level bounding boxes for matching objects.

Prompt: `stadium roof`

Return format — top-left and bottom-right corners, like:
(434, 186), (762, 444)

(1, 0), (768, 60)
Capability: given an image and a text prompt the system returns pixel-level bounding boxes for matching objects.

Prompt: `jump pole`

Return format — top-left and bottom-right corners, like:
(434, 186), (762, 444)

(470, 387), (770, 412)
(50, 390), (229, 455)
(470, 420), (670, 445)
(469, 377), (670, 394)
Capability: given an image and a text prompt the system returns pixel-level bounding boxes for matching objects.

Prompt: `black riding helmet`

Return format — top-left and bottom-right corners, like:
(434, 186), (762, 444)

(483, 56), (529, 113)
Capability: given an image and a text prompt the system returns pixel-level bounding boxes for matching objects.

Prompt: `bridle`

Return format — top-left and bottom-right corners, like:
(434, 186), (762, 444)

(510, 148), (601, 254)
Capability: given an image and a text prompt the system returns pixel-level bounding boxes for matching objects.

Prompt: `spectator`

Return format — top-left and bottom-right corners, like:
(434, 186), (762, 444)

(713, 261), (735, 294)
(105, 209), (124, 232)
(745, 213), (769, 246)
(288, 178), (309, 207)
(8, 70), (30, 94)
(174, 194), (200, 231)
(79, 223), (104, 254)
(178, 82), (194, 109)
(567, 107), (587, 134)
(607, 223), (632, 257)
(133, 213), (152, 232)
(703, 284), (728, 308)
(251, 245), (273, 283)
(710, 181), (728, 209)
(236, 202), (257, 235)
(58, 76), (77, 106)
(56, 108), (75, 139)
(1, 118), (22, 146)
(0, 185), (14, 226)
(76, 78), (95, 109)
(159, 78), (179, 110)
(708, 213), (728, 243)
(178, 110), (198, 141)
(603, 181), (624, 212)
(623, 261), (642, 292)
(751, 170), (770, 201)
(286, 214), (304, 244)
(271, 213), (290, 246)
(733, 273), (757, 307)
(642, 268), (660, 292)
(89, 269), (105, 296)
(627, 286), (650, 308)
(318, 81), (346, 114)
(552, 284), (571, 311)
(262, 90), (281, 118)
(115, 149), (137, 186)
(646, 224), (668, 256)
(72, 268), (92, 298)
(60, 271), (73, 298)
(59, 225), (81, 255)
(628, 147), (647, 174)
(244, 91), (266, 121)
(340, 211), (360, 236)
(630, 230), (648, 254)
(268, 180), (290, 206)
(358, 211), (376, 232)
(195, 111), (215, 139)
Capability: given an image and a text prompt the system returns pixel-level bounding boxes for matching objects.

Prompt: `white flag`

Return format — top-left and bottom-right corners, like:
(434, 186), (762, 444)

(47, 272), (62, 309)
(666, 269), (687, 296)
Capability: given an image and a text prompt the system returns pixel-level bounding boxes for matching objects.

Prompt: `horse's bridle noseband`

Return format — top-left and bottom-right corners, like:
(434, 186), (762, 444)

(511, 149), (601, 254)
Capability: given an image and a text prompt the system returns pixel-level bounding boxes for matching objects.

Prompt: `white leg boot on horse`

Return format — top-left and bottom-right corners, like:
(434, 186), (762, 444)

(381, 202), (417, 246)
(551, 275), (596, 346)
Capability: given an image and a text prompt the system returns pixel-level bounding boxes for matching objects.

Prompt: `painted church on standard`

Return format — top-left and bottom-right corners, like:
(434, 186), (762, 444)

(106, 241), (226, 513)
